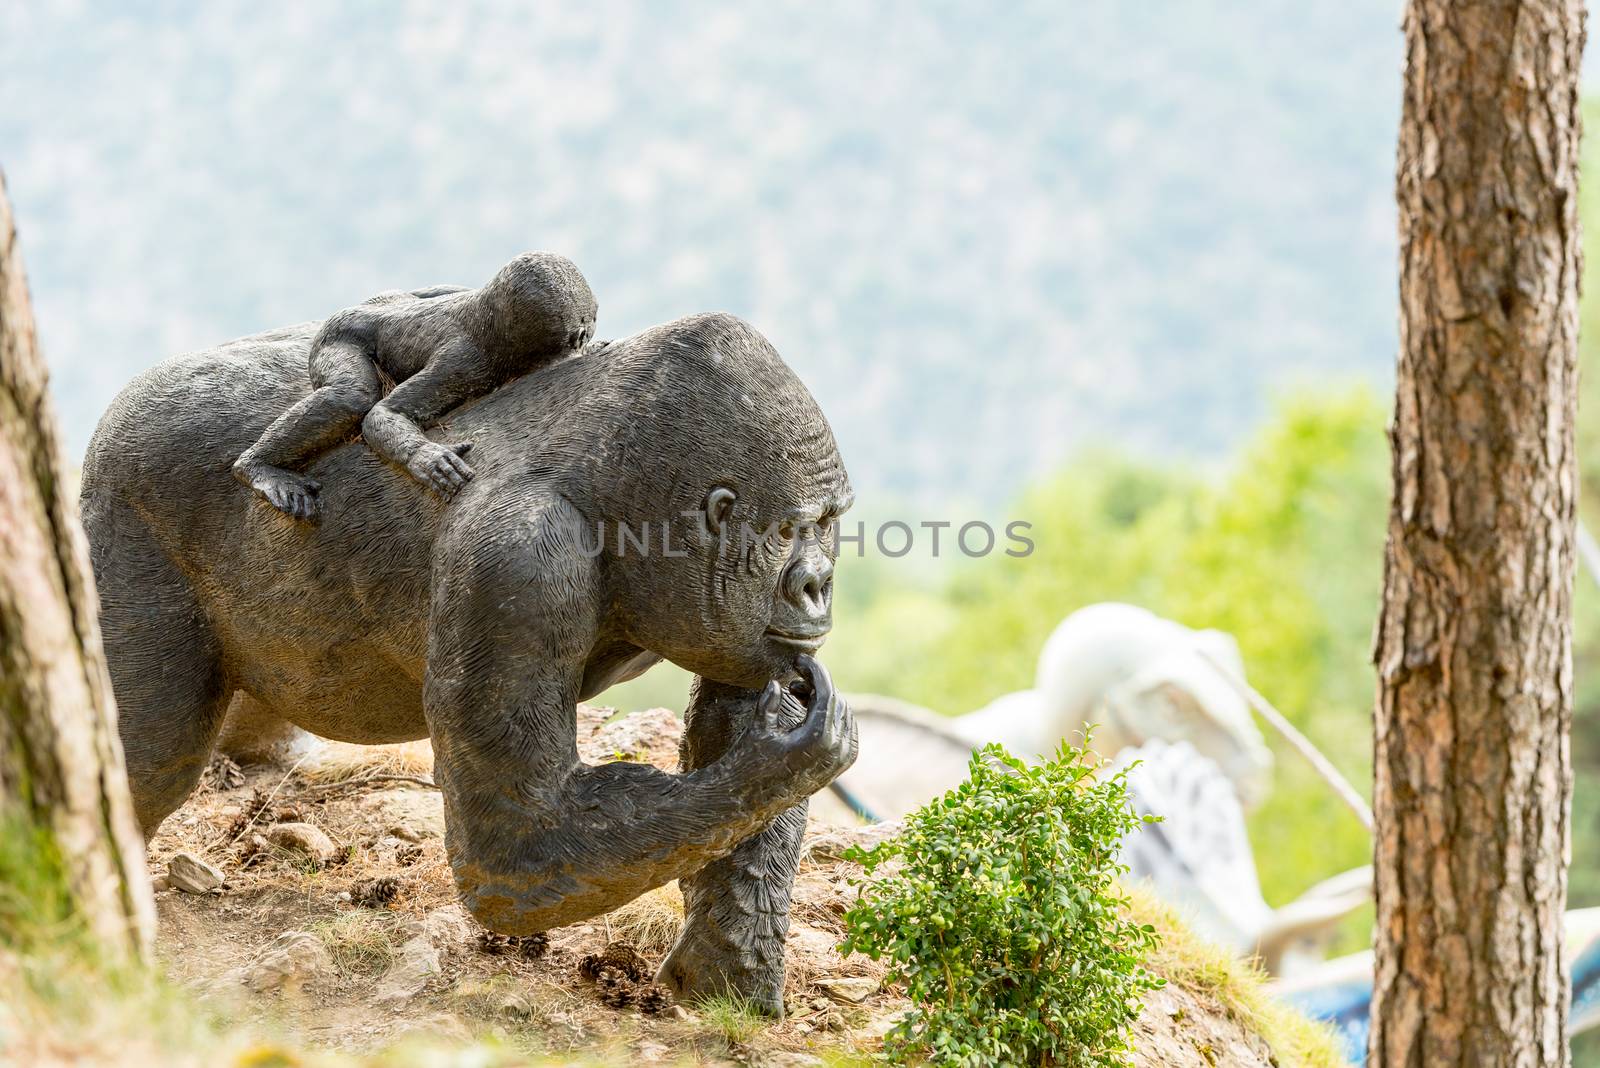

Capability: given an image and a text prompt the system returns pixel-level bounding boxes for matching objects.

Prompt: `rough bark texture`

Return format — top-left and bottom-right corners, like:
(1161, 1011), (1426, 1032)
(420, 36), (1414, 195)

(1373, 2), (1584, 1064)
(0, 170), (154, 959)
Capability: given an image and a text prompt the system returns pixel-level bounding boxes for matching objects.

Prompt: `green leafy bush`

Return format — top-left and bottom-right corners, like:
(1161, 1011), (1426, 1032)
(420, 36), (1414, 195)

(840, 740), (1164, 1067)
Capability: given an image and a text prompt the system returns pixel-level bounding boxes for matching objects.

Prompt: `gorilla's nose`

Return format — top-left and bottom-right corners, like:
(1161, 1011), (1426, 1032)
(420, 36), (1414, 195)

(784, 552), (833, 618)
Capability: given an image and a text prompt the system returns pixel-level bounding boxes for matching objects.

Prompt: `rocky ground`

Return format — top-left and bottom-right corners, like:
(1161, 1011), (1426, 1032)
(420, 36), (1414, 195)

(144, 706), (1340, 1066)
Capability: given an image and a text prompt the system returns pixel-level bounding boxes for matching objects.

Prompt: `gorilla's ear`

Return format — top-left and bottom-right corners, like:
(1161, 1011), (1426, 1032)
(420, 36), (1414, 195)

(704, 487), (737, 537)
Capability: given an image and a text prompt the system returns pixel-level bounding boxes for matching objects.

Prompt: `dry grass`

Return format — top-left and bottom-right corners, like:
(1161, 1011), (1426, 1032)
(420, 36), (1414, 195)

(311, 911), (405, 978)
(604, 882), (684, 954)
(1125, 885), (1348, 1068)
(300, 740), (435, 785)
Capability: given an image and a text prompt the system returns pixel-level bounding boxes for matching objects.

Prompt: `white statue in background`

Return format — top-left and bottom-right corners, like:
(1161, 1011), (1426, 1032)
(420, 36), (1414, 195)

(955, 602), (1274, 806)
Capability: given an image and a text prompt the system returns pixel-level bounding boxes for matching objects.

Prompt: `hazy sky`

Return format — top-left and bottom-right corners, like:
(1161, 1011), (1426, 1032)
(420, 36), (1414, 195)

(3, 2), (1414, 505)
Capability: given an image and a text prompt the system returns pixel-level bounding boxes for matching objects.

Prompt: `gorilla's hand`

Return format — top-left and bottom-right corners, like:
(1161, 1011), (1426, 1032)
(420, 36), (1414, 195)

(735, 654), (857, 803)
(406, 440), (475, 498)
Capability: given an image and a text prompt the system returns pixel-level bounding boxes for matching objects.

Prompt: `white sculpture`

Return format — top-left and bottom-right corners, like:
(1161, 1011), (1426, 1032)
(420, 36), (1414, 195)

(956, 603), (1274, 806)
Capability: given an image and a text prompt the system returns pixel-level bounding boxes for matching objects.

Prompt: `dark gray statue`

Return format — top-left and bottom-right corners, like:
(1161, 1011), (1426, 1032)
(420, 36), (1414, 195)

(80, 293), (857, 1012)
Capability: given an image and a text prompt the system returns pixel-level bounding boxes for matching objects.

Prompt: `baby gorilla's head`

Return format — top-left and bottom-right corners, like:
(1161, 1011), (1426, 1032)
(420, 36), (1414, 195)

(481, 251), (598, 358)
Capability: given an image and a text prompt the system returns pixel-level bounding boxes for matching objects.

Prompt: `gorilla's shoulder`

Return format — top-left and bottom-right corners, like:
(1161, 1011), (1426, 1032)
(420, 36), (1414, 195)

(610, 313), (791, 388)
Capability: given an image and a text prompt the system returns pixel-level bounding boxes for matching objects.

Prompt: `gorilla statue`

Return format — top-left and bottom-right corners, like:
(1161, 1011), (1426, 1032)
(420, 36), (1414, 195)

(80, 301), (857, 1013)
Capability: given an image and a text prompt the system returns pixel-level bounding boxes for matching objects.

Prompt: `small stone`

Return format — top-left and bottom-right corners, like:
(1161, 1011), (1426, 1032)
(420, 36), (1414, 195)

(335, 891), (352, 903)
(263, 822), (336, 866)
(387, 822), (424, 843)
(373, 935), (440, 1003)
(405, 1013), (471, 1043)
(763, 1055), (825, 1068)
(817, 1008), (846, 1032)
(150, 875), (171, 892)
(495, 988), (535, 1019)
(545, 1009), (589, 1041)
(815, 976), (878, 1003)
(238, 930), (332, 994)
(167, 852), (224, 893)
(669, 1004), (696, 1022)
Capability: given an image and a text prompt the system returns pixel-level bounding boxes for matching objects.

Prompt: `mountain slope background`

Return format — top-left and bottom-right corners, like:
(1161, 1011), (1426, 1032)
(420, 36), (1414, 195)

(2, 1), (1407, 505)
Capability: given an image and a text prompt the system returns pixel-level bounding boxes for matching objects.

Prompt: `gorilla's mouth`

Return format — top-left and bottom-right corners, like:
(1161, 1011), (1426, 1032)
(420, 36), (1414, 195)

(764, 626), (828, 650)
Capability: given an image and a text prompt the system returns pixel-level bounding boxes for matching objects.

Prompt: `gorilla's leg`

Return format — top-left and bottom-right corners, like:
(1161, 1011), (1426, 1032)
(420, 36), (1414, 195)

(657, 678), (809, 1015)
(232, 338), (381, 521)
(95, 511), (231, 835)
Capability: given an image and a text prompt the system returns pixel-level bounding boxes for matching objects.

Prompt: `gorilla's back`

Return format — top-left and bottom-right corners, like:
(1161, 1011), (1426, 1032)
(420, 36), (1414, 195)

(77, 312), (768, 601)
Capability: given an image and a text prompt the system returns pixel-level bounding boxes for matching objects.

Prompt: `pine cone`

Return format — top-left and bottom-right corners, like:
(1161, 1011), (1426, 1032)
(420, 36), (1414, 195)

(637, 984), (671, 1015)
(351, 875), (401, 909)
(202, 755), (246, 791)
(223, 789), (270, 841)
(479, 931), (549, 959)
(598, 971), (635, 1008)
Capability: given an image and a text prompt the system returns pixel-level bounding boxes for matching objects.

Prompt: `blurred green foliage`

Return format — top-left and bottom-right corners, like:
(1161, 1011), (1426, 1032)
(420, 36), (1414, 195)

(824, 388), (1389, 918)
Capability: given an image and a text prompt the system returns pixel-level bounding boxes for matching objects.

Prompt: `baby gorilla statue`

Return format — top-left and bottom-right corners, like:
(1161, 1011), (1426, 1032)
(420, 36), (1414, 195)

(233, 251), (597, 518)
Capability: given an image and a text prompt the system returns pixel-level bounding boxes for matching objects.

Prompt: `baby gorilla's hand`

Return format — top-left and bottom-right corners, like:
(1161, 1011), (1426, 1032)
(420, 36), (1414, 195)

(406, 440), (475, 499)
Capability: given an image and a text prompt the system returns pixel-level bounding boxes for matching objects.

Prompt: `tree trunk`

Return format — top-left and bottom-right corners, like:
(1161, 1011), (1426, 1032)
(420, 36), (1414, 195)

(0, 170), (154, 960)
(1373, 2), (1584, 1065)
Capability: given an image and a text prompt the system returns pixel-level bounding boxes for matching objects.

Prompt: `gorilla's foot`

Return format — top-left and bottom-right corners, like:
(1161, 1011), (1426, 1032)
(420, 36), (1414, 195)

(236, 461), (322, 521)
(657, 917), (787, 1016)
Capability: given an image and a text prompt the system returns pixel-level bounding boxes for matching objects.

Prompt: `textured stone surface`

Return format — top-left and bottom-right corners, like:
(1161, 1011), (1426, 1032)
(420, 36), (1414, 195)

(374, 933), (442, 1004)
(237, 930), (332, 995)
(263, 822), (336, 866)
(167, 852), (223, 893)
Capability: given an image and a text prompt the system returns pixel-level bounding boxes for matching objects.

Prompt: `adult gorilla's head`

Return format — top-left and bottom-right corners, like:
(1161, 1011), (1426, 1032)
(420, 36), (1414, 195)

(593, 313), (853, 688)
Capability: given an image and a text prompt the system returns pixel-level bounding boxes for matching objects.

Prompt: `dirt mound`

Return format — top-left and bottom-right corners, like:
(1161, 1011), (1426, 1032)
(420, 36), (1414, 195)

(144, 707), (1340, 1065)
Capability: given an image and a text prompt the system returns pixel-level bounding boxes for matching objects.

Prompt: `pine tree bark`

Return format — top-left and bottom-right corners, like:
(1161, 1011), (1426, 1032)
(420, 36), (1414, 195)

(1373, 2), (1584, 1064)
(0, 170), (154, 960)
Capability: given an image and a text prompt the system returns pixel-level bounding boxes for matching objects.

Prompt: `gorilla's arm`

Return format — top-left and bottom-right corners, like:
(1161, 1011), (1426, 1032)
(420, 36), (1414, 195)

(361, 338), (490, 498)
(657, 676), (816, 1014)
(425, 501), (854, 935)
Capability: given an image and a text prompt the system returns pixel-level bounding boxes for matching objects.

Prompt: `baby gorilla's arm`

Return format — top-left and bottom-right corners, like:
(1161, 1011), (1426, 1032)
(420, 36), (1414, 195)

(362, 339), (490, 498)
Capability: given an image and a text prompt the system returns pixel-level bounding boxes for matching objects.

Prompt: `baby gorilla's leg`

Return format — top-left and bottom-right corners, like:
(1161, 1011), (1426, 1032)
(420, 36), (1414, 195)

(232, 340), (381, 520)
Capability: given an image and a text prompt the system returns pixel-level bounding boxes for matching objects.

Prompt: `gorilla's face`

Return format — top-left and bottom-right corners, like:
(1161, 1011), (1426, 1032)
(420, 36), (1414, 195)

(627, 479), (853, 689)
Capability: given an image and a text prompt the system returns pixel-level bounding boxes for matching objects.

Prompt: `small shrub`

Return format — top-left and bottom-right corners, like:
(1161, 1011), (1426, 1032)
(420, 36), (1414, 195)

(840, 740), (1163, 1067)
